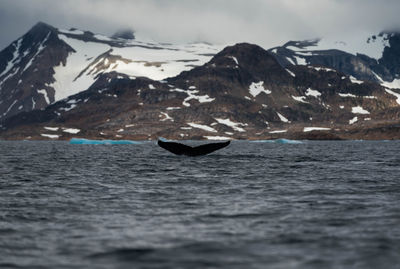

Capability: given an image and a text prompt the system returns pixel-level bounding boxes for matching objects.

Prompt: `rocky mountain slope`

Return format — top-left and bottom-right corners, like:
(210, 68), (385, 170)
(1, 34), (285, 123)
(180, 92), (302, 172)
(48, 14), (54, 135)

(1, 23), (400, 140)
(0, 22), (221, 121)
(269, 32), (400, 87)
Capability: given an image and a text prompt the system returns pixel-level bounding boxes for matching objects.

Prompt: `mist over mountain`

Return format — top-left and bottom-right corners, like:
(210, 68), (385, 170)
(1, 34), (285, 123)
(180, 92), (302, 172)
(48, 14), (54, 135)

(2, 0), (400, 51)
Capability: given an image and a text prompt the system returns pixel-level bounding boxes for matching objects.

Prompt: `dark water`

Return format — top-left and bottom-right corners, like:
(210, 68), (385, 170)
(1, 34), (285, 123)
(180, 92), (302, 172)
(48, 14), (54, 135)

(1, 140), (400, 269)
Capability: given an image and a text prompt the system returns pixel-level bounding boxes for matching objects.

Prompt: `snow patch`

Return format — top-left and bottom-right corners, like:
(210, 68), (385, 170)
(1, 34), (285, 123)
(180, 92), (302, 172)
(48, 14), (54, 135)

(0, 38), (22, 79)
(187, 123), (217, 132)
(277, 112), (289, 123)
(286, 57), (296, 65)
(37, 89), (50, 104)
(293, 55), (307, 65)
(292, 96), (308, 103)
(214, 118), (247, 132)
(339, 93), (357, 98)
(269, 130), (287, 134)
(350, 76), (364, 84)
(349, 116), (358, 124)
(51, 34), (110, 102)
(303, 127), (331, 132)
(249, 81), (271, 97)
(227, 56), (239, 65)
(160, 112), (174, 121)
(23, 31), (50, 73)
(63, 128), (81, 134)
(41, 134), (59, 139)
(59, 104), (77, 112)
(2, 100), (17, 117)
(286, 69), (296, 77)
(203, 136), (231, 140)
(0, 67), (19, 88)
(310, 66), (335, 72)
(305, 88), (321, 98)
(170, 88), (214, 107)
(385, 89), (400, 105)
(44, 127), (59, 131)
(352, 106), (370, 114)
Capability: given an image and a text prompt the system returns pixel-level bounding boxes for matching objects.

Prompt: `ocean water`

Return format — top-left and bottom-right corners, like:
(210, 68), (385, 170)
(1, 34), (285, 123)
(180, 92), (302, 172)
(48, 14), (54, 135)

(0, 140), (399, 269)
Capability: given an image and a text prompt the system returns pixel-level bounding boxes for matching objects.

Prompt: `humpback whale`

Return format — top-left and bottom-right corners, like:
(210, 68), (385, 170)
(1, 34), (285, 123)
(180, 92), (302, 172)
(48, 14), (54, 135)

(157, 140), (230, 156)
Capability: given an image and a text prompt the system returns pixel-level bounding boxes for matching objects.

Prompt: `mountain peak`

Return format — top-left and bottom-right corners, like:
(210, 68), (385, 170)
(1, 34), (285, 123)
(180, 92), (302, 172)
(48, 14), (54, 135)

(210, 42), (283, 73)
(25, 22), (57, 42)
(30, 21), (56, 33)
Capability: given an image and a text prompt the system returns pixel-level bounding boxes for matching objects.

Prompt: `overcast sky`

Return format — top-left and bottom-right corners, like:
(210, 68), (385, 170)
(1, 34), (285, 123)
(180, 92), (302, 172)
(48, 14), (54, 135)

(1, 0), (400, 50)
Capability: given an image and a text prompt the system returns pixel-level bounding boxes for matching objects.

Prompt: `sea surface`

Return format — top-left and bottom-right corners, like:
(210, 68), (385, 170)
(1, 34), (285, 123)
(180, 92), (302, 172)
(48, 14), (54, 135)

(0, 140), (400, 269)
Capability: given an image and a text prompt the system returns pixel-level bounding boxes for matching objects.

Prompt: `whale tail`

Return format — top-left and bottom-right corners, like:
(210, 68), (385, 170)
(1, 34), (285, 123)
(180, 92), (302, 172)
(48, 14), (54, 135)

(157, 140), (230, 156)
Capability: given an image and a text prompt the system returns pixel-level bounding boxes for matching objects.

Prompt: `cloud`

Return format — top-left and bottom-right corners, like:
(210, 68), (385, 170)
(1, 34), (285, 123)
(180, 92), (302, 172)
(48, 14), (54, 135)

(1, 0), (400, 50)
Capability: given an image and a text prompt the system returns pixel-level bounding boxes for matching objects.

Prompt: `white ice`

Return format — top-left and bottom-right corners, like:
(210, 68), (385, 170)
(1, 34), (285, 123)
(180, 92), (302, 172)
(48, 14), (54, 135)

(37, 89), (50, 104)
(23, 31), (50, 73)
(285, 69), (296, 77)
(277, 112), (289, 123)
(349, 116), (358, 124)
(339, 93), (357, 98)
(305, 88), (321, 98)
(159, 112), (174, 121)
(41, 134), (59, 139)
(187, 122), (217, 132)
(352, 106), (370, 114)
(269, 130), (287, 133)
(0, 38), (22, 79)
(310, 66), (336, 72)
(214, 118), (247, 132)
(170, 88), (214, 107)
(350, 76), (364, 84)
(292, 96), (308, 103)
(249, 81), (271, 97)
(50, 34), (110, 102)
(63, 128), (81, 134)
(227, 56), (239, 65)
(203, 136), (231, 140)
(303, 127), (331, 132)
(385, 89), (400, 105)
(44, 127), (59, 131)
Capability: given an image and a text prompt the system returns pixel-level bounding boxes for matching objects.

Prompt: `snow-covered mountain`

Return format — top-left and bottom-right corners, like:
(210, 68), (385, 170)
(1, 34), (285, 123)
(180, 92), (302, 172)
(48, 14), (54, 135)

(0, 22), (222, 120)
(269, 32), (400, 89)
(3, 42), (400, 141)
(2, 22), (400, 140)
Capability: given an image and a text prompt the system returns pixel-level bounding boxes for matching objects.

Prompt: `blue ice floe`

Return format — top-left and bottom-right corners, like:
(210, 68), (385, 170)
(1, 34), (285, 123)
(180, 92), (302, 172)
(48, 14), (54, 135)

(251, 138), (303, 144)
(69, 138), (141, 145)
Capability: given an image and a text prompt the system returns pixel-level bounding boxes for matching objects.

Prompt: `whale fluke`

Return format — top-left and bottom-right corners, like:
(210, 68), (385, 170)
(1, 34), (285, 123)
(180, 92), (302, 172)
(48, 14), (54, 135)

(157, 140), (230, 156)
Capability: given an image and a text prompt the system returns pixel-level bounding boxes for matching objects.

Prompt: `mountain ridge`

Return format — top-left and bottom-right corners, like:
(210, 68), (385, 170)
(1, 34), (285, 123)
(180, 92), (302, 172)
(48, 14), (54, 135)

(1, 22), (400, 140)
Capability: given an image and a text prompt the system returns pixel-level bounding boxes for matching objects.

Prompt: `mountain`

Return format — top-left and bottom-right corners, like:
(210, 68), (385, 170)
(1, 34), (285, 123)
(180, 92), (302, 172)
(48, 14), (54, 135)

(1, 23), (400, 140)
(2, 41), (400, 140)
(0, 22), (221, 121)
(269, 32), (400, 88)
